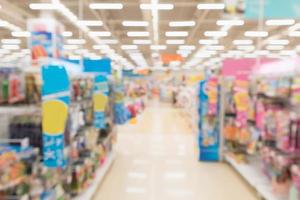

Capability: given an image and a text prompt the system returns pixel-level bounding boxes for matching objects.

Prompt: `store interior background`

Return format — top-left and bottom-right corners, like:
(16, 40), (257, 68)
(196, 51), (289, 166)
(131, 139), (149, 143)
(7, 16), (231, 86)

(0, 0), (300, 200)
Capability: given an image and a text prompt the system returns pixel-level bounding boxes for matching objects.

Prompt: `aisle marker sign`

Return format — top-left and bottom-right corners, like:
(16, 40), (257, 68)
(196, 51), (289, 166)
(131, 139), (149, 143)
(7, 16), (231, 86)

(42, 65), (70, 168)
(245, 0), (300, 19)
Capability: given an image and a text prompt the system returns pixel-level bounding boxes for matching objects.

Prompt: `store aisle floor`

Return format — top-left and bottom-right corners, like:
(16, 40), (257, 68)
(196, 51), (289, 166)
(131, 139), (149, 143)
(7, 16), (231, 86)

(93, 101), (258, 200)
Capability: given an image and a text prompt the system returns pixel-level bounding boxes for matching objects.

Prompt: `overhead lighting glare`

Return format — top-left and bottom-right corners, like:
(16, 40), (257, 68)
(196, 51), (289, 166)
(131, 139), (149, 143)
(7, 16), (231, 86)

(233, 39), (253, 45)
(267, 39), (289, 45)
(78, 20), (103, 26)
(197, 3), (225, 10)
(63, 45), (79, 50)
(165, 31), (188, 37)
(169, 21), (195, 27)
(11, 31), (30, 37)
(2, 44), (19, 50)
(266, 45), (285, 51)
(266, 19), (295, 26)
(1, 39), (21, 44)
(199, 39), (218, 45)
(236, 45), (255, 51)
(0, 20), (8, 27)
(289, 31), (300, 37)
(217, 19), (244, 26)
(101, 39), (119, 44)
(244, 31), (268, 37)
(206, 45), (225, 51)
(121, 45), (138, 50)
(89, 3), (123, 10)
(140, 3), (174, 10)
(204, 31), (228, 37)
(280, 50), (296, 56)
(133, 40), (151, 45)
(93, 45), (110, 50)
(127, 31), (150, 37)
(29, 3), (56, 10)
(122, 21), (149, 27)
(150, 45), (167, 50)
(88, 31), (112, 37)
(179, 45), (195, 50)
(166, 40), (185, 45)
(67, 39), (86, 45)
(62, 31), (73, 37)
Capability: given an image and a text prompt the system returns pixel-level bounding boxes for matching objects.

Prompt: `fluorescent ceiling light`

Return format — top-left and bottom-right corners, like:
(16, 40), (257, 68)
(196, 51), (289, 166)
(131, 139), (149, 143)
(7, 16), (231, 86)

(93, 44), (110, 50)
(236, 45), (255, 51)
(29, 3), (56, 10)
(101, 39), (119, 44)
(199, 39), (218, 45)
(289, 31), (300, 37)
(78, 20), (103, 26)
(267, 39), (289, 45)
(2, 44), (19, 50)
(204, 31), (227, 37)
(62, 31), (73, 37)
(166, 40), (185, 45)
(88, 31), (111, 37)
(89, 3), (123, 10)
(217, 19), (244, 26)
(280, 50), (296, 56)
(266, 19), (295, 26)
(127, 31), (149, 37)
(179, 45), (195, 50)
(150, 45), (167, 50)
(266, 45), (285, 50)
(233, 39), (253, 45)
(165, 31), (188, 37)
(11, 31), (30, 37)
(244, 31), (268, 37)
(121, 45), (138, 50)
(88, 55), (102, 60)
(197, 3), (225, 10)
(169, 21), (195, 27)
(0, 49), (10, 54)
(133, 40), (151, 45)
(0, 20), (8, 27)
(140, 3), (174, 10)
(194, 52), (211, 58)
(63, 45), (78, 50)
(1, 39), (21, 44)
(206, 45), (225, 51)
(67, 39), (86, 45)
(122, 21), (149, 27)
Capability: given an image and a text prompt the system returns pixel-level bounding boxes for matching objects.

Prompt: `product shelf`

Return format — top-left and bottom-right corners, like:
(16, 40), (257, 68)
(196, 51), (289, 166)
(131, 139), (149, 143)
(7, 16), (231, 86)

(225, 155), (287, 200)
(73, 152), (115, 200)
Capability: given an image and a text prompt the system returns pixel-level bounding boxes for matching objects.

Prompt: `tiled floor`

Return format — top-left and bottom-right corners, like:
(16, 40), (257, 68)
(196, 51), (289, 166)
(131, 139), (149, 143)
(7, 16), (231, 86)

(93, 101), (258, 200)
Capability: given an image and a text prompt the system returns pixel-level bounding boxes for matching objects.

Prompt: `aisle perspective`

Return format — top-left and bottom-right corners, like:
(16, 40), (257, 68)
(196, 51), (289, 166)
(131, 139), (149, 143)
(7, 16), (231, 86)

(1, 0), (300, 200)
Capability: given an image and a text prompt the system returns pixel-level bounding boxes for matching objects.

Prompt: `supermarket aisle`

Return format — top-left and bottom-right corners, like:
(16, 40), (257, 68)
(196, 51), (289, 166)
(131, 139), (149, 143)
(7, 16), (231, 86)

(94, 101), (258, 200)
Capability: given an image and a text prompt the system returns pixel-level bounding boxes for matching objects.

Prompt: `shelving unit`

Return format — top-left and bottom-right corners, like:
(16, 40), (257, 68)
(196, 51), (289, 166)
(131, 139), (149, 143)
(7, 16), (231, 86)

(74, 152), (115, 200)
(225, 155), (287, 200)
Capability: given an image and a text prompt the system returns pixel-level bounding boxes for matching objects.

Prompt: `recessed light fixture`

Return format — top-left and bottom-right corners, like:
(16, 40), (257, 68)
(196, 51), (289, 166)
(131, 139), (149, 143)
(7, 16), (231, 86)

(216, 19), (244, 26)
(165, 31), (188, 37)
(204, 31), (228, 37)
(121, 45), (138, 50)
(63, 45), (79, 50)
(266, 45), (285, 50)
(67, 39), (86, 45)
(62, 31), (73, 37)
(197, 3), (225, 10)
(11, 31), (31, 37)
(78, 20), (103, 26)
(233, 39), (253, 45)
(266, 19), (295, 26)
(179, 45), (196, 50)
(0, 20), (8, 27)
(236, 45), (255, 51)
(244, 31), (268, 37)
(2, 44), (19, 50)
(150, 45), (167, 50)
(280, 50), (296, 56)
(88, 31), (112, 37)
(169, 21), (196, 27)
(127, 31), (150, 37)
(166, 40), (185, 45)
(0, 49), (10, 54)
(29, 3), (56, 10)
(267, 39), (289, 45)
(89, 3), (123, 10)
(289, 31), (300, 37)
(101, 39), (119, 44)
(93, 45), (110, 50)
(1, 39), (21, 44)
(133, 40), (151, 45)
(140, 3), (174, 10)
(199, 39), (218, 45)
(122, 21), (149, 27)
(206, 45), (225, 51)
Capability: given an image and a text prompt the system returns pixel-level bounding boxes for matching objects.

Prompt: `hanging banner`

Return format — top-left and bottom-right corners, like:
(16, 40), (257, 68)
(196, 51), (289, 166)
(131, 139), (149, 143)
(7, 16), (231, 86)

(42, 65), (70, 168)
(198, 78), (220, 161)
(245, 0), (300, 19)
(93, 75), (109, 129)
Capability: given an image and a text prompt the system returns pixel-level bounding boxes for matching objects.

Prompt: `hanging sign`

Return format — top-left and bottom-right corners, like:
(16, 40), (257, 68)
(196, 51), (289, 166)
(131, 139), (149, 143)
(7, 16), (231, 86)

(93, 75), (109, 129)
(42, 65), (70, 168)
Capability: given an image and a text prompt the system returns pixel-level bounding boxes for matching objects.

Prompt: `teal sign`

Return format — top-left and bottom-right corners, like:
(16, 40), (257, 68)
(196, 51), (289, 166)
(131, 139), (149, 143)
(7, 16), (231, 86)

(245, 0), (300, 19)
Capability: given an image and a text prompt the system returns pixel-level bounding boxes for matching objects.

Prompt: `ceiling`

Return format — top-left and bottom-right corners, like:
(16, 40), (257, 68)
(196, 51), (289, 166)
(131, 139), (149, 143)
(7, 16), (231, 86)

(0, 0), (299, 69)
